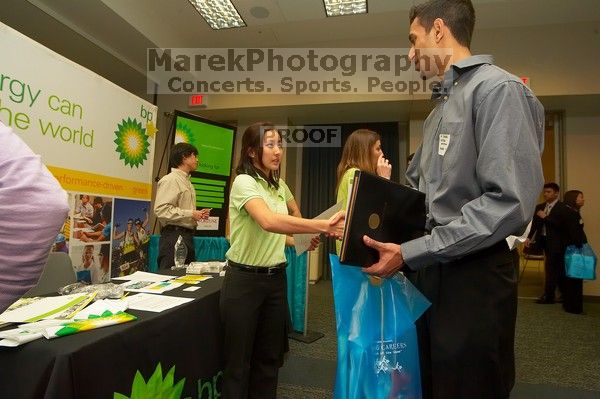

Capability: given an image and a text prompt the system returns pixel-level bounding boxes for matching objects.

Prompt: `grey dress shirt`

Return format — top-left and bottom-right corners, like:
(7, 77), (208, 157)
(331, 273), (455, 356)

(402, 55), (544, 270)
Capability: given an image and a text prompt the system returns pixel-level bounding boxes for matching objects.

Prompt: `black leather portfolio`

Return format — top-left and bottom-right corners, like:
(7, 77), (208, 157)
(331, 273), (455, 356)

(339, 171), (426, 266)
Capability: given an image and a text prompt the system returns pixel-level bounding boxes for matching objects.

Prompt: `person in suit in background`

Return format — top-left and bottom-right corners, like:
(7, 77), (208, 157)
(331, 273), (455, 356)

(526, 182), (570, 304)
(562, 190), (587, 314)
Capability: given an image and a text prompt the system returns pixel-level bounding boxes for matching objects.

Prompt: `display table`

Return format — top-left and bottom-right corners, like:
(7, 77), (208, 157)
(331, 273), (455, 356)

(149, 235), (309, 333)
(148, 235), (230, 272)
(0, 275), (224, 399)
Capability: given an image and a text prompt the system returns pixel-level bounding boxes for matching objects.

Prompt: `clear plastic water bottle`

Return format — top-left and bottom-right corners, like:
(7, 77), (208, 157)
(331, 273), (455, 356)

(172, 235), (187, 270)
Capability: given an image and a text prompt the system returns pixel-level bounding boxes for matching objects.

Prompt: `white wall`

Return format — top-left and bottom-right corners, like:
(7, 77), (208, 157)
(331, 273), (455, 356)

(409, 119), (425, 154)
(564, 116), (600, 296)
(473, 21), (600, 97)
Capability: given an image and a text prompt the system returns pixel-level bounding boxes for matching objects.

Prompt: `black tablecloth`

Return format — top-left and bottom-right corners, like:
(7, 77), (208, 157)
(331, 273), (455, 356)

(0, 276), (224, 399)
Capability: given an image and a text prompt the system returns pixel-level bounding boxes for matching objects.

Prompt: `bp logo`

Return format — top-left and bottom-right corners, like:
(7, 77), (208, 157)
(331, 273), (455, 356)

(175, 121), (194, 145)
(114, 118), (150, 168)
(114, 363), (188, 399)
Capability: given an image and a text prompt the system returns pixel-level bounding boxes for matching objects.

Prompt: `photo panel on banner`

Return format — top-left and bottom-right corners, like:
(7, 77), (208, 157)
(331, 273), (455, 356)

(70, 243), (110, 284)
(66, 193), (114, 282)
(111, 198), (151, 278)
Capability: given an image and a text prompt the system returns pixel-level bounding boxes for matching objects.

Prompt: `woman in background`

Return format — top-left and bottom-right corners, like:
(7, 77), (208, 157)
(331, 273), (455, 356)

(562, 190), (587, 314)
(335, 129), (392, 254)
(221, 122), (344, 399)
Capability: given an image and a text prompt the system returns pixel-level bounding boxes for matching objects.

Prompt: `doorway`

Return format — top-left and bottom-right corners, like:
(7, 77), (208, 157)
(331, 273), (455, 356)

(517, 111), (565, 298)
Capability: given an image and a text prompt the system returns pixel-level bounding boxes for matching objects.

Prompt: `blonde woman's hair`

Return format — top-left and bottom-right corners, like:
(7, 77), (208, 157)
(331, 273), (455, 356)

(336, 129), (380, 192)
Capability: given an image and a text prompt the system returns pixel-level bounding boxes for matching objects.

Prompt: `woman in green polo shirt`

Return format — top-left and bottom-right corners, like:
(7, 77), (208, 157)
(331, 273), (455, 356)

(221, 122), (345, 399)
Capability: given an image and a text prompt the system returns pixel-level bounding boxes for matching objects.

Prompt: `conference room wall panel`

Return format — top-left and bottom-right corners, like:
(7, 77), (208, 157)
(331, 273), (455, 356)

(564, 115), (600, 296)
(473, 21), (600, 97)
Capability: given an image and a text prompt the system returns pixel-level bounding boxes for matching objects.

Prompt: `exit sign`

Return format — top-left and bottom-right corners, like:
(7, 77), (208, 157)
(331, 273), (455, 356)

(189, 94), (206, 107)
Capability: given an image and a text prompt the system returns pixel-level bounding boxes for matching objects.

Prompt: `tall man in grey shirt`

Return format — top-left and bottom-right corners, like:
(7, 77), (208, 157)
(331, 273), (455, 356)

(362, 1), (544, 398)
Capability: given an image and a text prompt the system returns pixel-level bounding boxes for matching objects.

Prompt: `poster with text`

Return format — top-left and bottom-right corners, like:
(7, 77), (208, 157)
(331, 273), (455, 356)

(0, 22), (157, 277)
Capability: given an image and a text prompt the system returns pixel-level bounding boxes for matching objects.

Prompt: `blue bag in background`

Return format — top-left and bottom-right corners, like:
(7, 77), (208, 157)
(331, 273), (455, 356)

(330, 254), (430, 399)
(565, 243), (597, 280)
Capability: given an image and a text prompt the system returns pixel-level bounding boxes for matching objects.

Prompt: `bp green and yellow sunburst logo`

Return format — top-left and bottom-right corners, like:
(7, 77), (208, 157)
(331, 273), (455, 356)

(114, 118), (150, 168)
(175, 122), (194, 145)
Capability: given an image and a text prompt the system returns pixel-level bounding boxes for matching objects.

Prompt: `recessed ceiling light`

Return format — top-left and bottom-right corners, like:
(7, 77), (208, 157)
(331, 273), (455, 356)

(250, 6), (270, 19)
(323, 0), (368, 17)
(187, 0), (246, 29)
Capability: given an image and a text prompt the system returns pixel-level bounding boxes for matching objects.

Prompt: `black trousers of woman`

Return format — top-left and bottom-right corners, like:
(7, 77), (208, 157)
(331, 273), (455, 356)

(219, 266), (289, 399)
(562, 276), (583, 314)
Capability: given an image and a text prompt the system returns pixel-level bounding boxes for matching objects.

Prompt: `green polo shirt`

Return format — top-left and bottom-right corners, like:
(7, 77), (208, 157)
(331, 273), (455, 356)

(226, 174), (293, 266)
(335, 167), (358, 254)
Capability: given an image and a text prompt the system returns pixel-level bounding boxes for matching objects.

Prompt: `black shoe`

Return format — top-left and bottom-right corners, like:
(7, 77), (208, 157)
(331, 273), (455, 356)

(565, 310), (584, 315)
(535, 296), (555, 304)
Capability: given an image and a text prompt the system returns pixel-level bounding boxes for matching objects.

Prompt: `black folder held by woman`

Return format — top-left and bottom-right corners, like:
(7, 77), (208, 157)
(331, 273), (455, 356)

(339, 171), (426, 267)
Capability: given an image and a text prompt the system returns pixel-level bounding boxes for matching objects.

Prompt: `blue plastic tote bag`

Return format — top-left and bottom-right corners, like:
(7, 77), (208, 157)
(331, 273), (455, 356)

(330, 254), (430, 399)
(565, 243), (597, 280)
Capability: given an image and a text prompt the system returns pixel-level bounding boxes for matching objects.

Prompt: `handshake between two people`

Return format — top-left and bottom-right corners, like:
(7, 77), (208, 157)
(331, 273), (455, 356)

(301, 210), (346, 252)
(312, 211), (407, 280)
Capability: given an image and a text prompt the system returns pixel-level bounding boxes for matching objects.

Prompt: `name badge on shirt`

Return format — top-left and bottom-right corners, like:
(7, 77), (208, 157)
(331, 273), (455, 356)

(438, 133), (450, 156)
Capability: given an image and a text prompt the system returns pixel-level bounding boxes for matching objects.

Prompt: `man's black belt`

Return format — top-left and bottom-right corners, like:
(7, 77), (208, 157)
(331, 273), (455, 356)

(227, 260), (287, 275)
(455, 239), (512, 264)
(162, 225), (196, 233)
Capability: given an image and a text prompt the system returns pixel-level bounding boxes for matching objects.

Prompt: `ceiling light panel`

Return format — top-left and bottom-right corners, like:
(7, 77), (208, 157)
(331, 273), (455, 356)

(323, 0), (367, 17)
(188, 0), (246, 29)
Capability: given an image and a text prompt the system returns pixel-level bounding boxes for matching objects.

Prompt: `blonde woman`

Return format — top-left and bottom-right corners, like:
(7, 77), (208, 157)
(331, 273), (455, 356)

(335, 129), (392, 253)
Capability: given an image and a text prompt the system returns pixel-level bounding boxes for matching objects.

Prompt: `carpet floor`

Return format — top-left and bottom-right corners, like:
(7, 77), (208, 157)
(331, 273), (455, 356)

(279, 262), (600, 398)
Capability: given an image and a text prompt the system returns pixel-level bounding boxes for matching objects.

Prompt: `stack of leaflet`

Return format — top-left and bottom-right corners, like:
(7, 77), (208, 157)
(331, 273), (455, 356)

(113, 271), (183, 294)
(0, 294), (134, 347)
